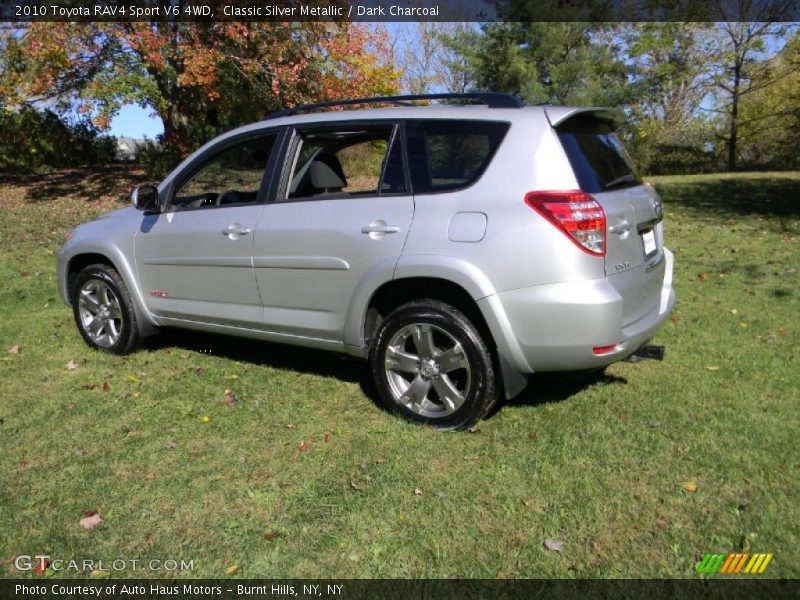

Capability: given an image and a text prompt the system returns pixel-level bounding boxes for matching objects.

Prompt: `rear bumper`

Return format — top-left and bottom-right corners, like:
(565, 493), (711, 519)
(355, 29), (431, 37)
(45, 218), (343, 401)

(480, 248), (675, 373)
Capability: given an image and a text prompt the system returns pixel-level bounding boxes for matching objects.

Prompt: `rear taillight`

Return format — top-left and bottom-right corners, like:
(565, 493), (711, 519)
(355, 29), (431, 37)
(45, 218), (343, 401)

(524, 191), (606, 256)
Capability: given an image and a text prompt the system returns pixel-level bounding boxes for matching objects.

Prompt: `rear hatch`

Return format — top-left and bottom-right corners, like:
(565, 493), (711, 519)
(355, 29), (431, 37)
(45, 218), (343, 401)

(550, 109), (665, 327)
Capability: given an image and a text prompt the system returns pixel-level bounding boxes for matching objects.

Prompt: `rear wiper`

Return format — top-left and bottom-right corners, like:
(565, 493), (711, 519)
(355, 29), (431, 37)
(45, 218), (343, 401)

(603, 173), (636, 190)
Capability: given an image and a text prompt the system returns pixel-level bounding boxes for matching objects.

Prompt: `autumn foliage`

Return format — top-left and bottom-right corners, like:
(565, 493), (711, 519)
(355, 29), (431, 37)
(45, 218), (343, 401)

(1, 22), (400, 154)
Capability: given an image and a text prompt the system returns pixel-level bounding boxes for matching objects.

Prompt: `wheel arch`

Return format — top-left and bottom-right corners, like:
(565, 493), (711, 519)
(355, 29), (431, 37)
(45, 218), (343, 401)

(64, 245), (158, 337)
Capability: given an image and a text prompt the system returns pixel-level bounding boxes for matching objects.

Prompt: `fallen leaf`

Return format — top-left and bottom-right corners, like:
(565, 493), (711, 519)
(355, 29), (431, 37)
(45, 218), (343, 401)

(286, 423), (296, 429)
(144, 471), (155, 481)
(543, 538), (565, 552)
(125, 375), (140, 384)
(656, 518), (668, 529)
(67, 360), (77, 371)
(324, 432), (331, 443)
(705, 366), (720, 371)
(374, 457), (386, 464)
(670, 314), (681, 323)
(528, 431), (537, 443)
(166, 441), (177, 450)
(161, 348), (172, 354)
(682, 480), (698, 493)
(201, 415), (210, 423)
(730, 309), (738, 315)
(66, 403), (75, 411)
(697, 273), (707, 281)
(468, 426), (479, 433)
(8, 345), (19, 354)
(350, 478), (362, 492)
(413, 488), (423, 496)
(226, 565), (239, 575)
(74, 449), (87, 457)
(223, 389), (237, 407)
(299, 441), (309, 452)
(264, 530), (280, 541)
(20, 459), (30, 469)
(102, 380), (110, 392)
(79, 513), (103, 531)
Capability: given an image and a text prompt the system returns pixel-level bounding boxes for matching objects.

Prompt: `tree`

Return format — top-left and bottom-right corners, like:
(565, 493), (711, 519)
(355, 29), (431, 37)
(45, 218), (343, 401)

(624, 23), (717, 173)
(0, 21), (400, 154)
(449, 22), (629, 107)
(736, 31), (800, 168)
(705, 19), (791, 170)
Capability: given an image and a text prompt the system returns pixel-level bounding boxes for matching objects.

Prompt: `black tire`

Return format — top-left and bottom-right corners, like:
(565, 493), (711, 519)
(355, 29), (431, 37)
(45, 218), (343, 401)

(70, 263), (142, 355)
(369, 299), (498, 430)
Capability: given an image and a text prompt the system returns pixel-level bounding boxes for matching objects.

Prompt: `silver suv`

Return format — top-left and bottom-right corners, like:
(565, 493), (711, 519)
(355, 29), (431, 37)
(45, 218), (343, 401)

(57, 93), (675, 430)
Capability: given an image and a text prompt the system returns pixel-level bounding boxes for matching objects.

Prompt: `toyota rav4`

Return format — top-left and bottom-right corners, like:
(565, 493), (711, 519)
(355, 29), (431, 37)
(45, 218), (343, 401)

(57, 93), (675, 430)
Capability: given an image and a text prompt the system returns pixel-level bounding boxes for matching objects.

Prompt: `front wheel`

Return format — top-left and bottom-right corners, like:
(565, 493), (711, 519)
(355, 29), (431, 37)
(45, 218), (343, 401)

(70, 264), (142, 355)
(369, 300), (498, 430)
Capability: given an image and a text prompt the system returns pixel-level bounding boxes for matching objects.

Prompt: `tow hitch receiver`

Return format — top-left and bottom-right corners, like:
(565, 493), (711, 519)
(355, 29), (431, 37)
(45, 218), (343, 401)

(625, 344), (665, 363)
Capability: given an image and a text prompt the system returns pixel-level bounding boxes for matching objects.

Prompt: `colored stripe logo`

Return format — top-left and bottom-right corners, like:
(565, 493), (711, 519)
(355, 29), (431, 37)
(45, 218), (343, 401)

(697, 553), (773, 574)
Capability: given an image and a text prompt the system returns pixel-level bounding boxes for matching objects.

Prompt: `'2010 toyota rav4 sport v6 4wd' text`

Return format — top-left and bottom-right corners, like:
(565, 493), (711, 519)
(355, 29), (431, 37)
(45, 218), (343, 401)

(58, 93), (675, 430)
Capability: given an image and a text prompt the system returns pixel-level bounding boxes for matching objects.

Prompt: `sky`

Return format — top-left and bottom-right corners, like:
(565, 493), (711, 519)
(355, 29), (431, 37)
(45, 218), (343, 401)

(109, 104), (163, 139)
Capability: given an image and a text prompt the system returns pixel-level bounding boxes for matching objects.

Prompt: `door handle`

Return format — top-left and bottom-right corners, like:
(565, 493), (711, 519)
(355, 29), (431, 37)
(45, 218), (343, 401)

(361, 225), (399, 234)
(222, 223), (252, 238)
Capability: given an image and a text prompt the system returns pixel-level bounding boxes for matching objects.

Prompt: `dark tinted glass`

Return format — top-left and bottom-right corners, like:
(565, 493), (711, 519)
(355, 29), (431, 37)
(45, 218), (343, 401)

(556, 117), (641, 193)
(173, 135), (276, 209)
(406, 120), (510, 194)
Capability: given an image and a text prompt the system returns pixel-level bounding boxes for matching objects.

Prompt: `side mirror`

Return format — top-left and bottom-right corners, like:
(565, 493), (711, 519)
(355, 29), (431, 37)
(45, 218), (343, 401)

(131, 184), (159, 211)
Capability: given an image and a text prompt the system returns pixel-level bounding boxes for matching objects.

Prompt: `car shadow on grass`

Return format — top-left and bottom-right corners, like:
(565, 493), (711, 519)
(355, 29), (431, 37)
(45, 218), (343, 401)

(145, 327), (383, 405)
(146, 328), (623, 422)
(489, 370), (628, 419)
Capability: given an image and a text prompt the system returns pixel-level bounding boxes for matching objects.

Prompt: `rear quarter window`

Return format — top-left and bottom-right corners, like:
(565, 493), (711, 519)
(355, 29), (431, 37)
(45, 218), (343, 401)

(406, 120), (509, 194)
(556, 116), (641, 193)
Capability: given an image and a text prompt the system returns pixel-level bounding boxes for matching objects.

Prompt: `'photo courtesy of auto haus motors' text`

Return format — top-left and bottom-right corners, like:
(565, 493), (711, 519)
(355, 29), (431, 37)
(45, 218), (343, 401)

(0, 0), (798, 598)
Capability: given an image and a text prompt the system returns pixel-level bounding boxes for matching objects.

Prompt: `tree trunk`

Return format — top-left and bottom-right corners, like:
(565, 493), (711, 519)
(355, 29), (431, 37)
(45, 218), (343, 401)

(727, 62), (741, 172)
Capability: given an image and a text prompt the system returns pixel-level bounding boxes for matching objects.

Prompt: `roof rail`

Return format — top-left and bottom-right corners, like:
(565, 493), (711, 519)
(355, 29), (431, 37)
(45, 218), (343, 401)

(264, 92), (525, 119)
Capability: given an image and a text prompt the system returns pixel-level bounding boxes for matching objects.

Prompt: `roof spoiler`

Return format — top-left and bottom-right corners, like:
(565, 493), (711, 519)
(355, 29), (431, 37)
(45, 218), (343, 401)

(544, 107), (626, 129)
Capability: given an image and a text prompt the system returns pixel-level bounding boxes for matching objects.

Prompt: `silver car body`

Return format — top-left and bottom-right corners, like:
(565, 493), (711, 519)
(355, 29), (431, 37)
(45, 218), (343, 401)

(57, 104), (676, 397)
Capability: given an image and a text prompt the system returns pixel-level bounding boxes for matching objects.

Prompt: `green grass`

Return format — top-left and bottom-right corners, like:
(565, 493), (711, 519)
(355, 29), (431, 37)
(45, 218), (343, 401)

(1, 169), (798, 579)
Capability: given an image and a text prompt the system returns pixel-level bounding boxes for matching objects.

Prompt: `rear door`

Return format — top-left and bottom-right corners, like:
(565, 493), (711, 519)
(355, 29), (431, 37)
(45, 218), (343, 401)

(554, 112), (665, 326)
(252, 121), (413, 341)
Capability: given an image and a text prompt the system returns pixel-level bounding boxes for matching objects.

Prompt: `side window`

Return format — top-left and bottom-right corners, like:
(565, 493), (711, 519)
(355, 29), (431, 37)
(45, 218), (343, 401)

(406, 120), (510, 194)
(171, 134), (276, 210)
(286, 125), (406, 200)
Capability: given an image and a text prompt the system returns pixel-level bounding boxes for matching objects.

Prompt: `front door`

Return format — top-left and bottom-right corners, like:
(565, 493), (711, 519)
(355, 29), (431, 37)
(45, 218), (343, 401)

(253, 122), (413, 341)
(135, 133), (278, 327)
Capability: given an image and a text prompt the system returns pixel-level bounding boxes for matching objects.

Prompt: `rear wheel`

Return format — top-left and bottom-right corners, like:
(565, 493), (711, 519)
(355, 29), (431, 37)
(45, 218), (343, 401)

(369, 300), (498, 430)
(71, 264), (141, 355)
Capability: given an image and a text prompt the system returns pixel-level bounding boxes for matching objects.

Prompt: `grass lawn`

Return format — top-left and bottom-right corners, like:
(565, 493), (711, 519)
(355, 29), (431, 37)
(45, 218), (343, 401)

(0, 169), (798, 579)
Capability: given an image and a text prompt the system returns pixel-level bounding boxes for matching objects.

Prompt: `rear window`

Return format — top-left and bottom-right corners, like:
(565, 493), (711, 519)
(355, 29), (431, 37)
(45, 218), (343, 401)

(406, 120), (509, 194)
(556, 116), (641, 193)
